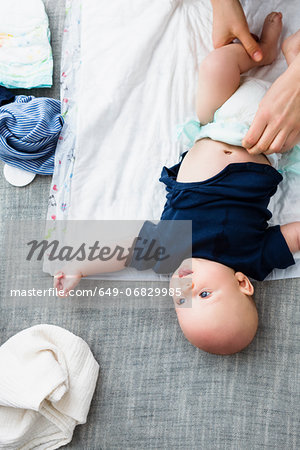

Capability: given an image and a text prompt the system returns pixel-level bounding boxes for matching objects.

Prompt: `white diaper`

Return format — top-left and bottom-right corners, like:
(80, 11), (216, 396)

(214, 76), (280, 169)
(178, 76), (281, 169)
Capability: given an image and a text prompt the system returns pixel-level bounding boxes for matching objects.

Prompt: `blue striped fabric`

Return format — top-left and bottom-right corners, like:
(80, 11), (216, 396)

(0, 96), (64, 175)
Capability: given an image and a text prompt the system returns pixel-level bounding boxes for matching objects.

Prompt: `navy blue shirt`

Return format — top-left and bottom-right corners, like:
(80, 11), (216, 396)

(129, 154), (295, 280)
(0, 86), (15, 106)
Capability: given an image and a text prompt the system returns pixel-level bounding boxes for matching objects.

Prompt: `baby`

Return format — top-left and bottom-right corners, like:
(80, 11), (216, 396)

(54, 12), (300, 355)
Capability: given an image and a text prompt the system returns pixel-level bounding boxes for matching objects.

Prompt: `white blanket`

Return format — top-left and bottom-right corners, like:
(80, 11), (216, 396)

(0, 325), (99, 450)
(47, 0), (300, 281)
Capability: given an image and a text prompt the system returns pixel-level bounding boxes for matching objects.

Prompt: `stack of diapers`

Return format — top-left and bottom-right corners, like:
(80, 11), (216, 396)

(0, 0), (53, 89)
(0, 324), (99, 450)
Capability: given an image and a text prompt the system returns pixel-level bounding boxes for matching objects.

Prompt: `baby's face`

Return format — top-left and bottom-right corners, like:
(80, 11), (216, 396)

(170, 258), (258, 354)
(171, 257), (238, 305)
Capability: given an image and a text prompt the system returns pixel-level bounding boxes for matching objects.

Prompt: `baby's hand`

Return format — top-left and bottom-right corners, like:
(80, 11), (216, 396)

(54, 269), (82, 297)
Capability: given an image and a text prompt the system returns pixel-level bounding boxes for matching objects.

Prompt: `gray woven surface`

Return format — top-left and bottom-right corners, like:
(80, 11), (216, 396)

(0, 1), (299, 449)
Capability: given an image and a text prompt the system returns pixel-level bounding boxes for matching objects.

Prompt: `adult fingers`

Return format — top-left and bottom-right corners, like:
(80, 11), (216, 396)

(264, 129), (289, 154)
(213, 34), (235, 48)
(247, 124), (279, 155)
(242, 113), (267, 152)
(283, 130), (300, 152)
(237, 29), (263, 61)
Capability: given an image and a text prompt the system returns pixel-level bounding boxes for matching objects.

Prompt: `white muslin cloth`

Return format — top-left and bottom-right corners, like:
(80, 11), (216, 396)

(0, 324), (99, 449)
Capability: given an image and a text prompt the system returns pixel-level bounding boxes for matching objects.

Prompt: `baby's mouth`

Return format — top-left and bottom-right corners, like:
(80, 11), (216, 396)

(178, 268), (193, 278)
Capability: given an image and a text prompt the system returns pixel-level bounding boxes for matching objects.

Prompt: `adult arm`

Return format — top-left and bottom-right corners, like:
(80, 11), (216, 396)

(243, 55), (300, 154)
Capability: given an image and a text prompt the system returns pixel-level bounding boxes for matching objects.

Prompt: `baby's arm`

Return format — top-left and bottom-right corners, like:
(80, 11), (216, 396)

(54, 237), (135, 297)
(281, 222), (300, 253)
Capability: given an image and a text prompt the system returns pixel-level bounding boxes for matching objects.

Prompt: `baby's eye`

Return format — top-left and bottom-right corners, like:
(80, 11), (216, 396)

(199, 291), (211, 299)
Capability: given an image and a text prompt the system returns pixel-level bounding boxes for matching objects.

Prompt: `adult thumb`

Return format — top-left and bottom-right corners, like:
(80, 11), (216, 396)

(238, 31), (263, 62)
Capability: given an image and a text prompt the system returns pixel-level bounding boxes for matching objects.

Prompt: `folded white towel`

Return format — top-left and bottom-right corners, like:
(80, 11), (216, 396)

(0, 324), (99, 449)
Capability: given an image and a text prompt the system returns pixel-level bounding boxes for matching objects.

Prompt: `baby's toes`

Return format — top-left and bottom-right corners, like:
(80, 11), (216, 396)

(260, 12), (282, 45)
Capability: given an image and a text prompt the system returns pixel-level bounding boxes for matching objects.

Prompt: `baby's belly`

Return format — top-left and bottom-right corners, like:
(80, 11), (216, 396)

(177, 138), (270, 183)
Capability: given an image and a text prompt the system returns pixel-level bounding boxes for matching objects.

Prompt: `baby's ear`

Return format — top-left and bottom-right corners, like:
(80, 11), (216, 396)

(235, 272), (254, 296)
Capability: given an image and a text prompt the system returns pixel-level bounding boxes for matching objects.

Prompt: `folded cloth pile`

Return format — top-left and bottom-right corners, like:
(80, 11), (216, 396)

(0, 0), (53, 89)
(0, 87), (63, 175)
(0, 324), (99, 450)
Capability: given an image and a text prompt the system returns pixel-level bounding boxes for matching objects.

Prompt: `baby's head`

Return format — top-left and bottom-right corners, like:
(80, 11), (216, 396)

(170, 258), (258, 355)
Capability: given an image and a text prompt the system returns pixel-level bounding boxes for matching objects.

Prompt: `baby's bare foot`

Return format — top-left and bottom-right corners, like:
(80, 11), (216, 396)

(259, 12), (283, 66)
(282, 29), (300, 65)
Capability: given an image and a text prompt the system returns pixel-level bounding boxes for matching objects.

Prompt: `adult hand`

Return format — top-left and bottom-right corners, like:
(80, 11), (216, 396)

(243, 62), (300, 154)
(211, 0), (263, 62)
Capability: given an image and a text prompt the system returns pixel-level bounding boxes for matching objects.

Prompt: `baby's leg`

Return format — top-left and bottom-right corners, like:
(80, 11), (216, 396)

(197, 12), (282, 124)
